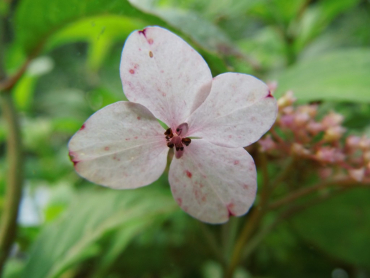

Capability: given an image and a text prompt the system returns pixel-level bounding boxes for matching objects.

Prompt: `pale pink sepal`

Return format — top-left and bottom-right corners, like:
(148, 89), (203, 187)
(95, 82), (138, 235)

(68, 101), (168, 189)
(120, 26), (212, 130)
(187, 73), (278, 148)
(169, 140), (257, 224)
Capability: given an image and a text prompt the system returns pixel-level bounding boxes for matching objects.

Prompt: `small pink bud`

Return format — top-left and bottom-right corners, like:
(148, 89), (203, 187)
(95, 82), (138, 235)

(346, 136), (361, 149)
(359, 136), (370, 149)
(297, 105), (317, 118)
(277, 91), (296, 108)
(323, 126), (346, 142)
(294, 112), (310, 126)
(258, 135), (276, 152)
(279, 115), (294, 127)
(315, 147), (345, 163)
(282, 106), (294, 115)
(348, 168), (365, 182)
(307, 121), (323, 135)
(322, 111), (344, 128)
(291, 143), (310, 156)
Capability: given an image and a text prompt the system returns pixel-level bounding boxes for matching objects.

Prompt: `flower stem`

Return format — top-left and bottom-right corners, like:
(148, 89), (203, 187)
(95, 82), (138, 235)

(224, 152), (270, 277)
(198, 222), (226, 267)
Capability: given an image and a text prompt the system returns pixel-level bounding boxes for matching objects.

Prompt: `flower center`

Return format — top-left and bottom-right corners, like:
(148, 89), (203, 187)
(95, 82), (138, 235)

(165, 123), (191, 159)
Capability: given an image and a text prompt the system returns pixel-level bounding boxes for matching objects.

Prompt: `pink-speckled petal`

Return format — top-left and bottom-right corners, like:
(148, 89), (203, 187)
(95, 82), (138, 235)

(120, 26), (212, 130)
(169, 140), (257, 224)
(68, 101), (168, 189)
(187, 73), (278, 148)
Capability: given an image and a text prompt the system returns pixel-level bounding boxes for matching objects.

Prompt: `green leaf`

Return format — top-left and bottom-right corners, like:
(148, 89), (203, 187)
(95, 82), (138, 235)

(295, 0), (361, 52)
(128, 0), (235, 73)
(274, 48), (370, 103)
(248, 0), (305, 26)
(21, 185), (178, 278)
(46, 15), (146, 71)
(14, 0), (231, 74)
(14, 0), (167, 55)
(292, 188), (370, 267)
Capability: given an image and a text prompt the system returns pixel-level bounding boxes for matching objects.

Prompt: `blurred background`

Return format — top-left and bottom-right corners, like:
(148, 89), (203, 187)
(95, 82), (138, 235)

(0, 0), (369, 277)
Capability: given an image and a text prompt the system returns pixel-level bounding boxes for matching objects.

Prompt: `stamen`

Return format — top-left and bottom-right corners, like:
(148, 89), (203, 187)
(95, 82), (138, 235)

(164, 128), (173, 138)
(164, 124), (191, 159)
(182, 138), (191, 146)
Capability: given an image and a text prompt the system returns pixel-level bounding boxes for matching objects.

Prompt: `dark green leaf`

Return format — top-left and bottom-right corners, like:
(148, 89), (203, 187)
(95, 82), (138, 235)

(292, 188), (370, 267)
(275, 48), (370, 103)
(14, 0), (167, 54)
(21, 185), (178, 278)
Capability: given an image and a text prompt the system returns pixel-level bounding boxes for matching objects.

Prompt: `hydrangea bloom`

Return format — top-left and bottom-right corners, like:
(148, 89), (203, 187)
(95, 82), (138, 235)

(68, 27), (277, 224)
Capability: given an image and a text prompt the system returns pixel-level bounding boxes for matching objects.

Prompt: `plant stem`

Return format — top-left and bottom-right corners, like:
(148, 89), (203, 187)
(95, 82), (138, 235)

(0, 14), (24, 274)
(198, 222), (226, 267)
(0, 92), (23, 273)
(268, 177), (369, 210)
(271, 157), (296, 190)
(241, 178), (370, 262)
(224, 153), (270, 277)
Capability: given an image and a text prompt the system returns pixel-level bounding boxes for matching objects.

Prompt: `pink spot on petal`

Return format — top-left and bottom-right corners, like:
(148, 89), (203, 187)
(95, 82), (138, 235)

(234, 160), (240, 165)
(113, 155), (121, 161)
(80, 124), (85, 130)
(199, 183), (204, 188)
(148, 38), (153, 44)
(243, 184), (249, 190)
(202, 196), (206, 202)
(227, 203), (236, 217)
(186, 170), (192, 178)
(228, 135), (232, 138)
(138, 28), (147, 37)
(162, 93), (166, 97)
(104, 147), (109, 151)
(176, 198), (182, 206)
(134, 136), (138, 139)
(137, 116), (141, 120)
(129, 69), (135, 74)
(125, 138), (130, 141)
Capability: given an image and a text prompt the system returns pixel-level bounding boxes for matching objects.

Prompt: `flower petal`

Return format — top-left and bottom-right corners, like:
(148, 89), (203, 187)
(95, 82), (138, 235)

(68, 101), (168, 189)
(169, 140), (257, 224)
(120, 26), (212, 129)
(187, 73), (278, 148)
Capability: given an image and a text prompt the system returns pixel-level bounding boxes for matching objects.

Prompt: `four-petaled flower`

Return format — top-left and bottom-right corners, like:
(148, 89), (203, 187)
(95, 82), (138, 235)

(68, 26), (277, 223)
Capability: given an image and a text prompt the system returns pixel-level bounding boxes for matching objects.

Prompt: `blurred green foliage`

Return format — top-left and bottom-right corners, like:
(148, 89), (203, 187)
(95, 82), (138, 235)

(1, 0), (370, 277)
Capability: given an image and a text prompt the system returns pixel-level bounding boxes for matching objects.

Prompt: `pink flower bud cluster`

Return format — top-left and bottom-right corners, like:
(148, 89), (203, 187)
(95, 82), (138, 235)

(258, 91), (370, 182)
